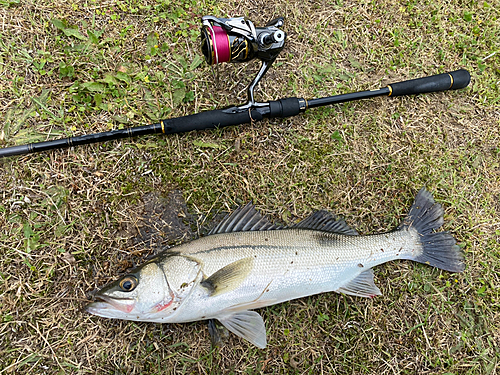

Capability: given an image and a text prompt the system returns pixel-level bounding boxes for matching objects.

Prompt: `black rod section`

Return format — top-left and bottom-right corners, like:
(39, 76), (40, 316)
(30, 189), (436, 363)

(0, 124), (163, 158)
(307, 69), (470, 108)
(0, 69), (470, 158)
(307, 88), (390, 109)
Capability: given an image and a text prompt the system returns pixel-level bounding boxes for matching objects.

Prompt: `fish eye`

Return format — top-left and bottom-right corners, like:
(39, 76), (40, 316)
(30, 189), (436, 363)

(119, 275), (138, 292)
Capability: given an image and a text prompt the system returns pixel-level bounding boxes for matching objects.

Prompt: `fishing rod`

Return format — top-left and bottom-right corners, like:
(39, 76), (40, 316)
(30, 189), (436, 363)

(0, 16), (470, 158)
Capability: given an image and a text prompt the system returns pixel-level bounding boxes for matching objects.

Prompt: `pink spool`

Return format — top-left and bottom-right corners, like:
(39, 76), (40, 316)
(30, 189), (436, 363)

(209, 26), (230, 64)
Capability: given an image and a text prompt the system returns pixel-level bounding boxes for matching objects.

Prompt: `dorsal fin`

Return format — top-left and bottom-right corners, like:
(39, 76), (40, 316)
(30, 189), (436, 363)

(208, 203), (281, 235)
(293, 210), (358, 235)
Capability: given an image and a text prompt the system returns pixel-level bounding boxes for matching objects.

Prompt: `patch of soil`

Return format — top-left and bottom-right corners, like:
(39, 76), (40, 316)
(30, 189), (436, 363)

(133, 190), (195, 254)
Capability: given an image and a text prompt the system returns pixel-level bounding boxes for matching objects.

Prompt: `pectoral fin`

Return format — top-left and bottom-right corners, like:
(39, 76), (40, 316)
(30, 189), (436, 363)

(218, 311), (267, 349)
(201, 257), (254, 297)
(336, 269), (382, 298)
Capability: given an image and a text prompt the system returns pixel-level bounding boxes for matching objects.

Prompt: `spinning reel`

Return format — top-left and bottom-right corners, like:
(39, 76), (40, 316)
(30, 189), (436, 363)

(201, 16), (286, 110)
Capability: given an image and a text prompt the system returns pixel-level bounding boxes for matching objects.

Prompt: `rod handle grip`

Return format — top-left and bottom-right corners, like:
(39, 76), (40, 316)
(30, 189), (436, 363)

(161, 98), (300, 134)
(388, 69), (470, 97)
(162, 108), (263, 134)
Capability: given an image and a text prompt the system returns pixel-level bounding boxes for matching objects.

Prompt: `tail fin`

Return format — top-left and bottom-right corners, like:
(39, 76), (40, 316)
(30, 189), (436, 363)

(399, 188), (465, 273)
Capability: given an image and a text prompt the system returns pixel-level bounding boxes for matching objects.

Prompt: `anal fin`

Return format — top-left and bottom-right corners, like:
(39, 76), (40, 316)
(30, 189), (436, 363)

(218, 311), (267, 349)
(336, 269), (382, 298)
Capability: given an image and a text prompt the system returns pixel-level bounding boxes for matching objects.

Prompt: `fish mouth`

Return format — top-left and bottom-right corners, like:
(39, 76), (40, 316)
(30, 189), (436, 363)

(85, 295), (136, 315)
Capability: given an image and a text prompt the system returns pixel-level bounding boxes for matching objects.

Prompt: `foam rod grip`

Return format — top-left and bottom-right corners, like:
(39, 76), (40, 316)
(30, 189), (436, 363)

(161, 108), (264, 134)
(388, 69), (471, 97)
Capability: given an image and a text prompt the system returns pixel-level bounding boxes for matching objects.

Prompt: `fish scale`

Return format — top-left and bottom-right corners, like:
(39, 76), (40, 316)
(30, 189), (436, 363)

(86, 188), (465, 348)
(167, 228), (420, 322)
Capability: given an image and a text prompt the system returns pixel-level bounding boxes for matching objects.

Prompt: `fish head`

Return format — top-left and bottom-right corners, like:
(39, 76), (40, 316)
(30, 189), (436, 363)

(86, 256), (200, 322)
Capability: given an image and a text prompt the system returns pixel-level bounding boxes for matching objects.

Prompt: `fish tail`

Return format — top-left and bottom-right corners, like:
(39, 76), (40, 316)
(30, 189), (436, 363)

(399, 188), (465, 273)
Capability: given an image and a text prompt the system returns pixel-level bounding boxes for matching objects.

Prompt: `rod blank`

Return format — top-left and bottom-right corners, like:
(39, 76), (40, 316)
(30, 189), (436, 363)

(0, 69), (471, 158)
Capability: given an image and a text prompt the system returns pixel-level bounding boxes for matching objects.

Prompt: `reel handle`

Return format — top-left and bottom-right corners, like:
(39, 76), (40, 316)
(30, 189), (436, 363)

(388, 69), (471, 97)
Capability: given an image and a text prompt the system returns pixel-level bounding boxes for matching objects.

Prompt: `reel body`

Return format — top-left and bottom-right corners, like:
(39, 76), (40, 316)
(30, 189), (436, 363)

(201, 16), (285, 65)
(201, 16), (286, 110)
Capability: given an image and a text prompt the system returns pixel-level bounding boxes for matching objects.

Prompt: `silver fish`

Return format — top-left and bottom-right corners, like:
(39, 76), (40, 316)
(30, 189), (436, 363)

(86, 188), (464, 348)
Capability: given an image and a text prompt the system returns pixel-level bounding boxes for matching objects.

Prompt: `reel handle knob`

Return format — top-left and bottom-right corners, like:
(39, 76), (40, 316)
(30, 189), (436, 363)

(261, 30), (285, 45)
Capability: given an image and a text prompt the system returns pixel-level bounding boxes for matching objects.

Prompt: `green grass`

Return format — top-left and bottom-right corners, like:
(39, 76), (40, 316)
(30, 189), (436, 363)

(1, 0), (499, 374)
